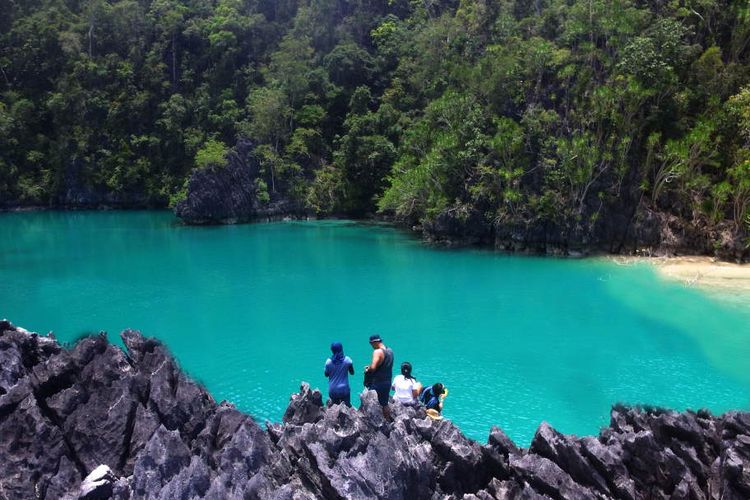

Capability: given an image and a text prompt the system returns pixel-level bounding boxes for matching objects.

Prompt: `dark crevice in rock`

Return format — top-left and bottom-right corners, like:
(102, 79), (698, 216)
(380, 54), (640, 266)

(32, 391), (87, 478)
(118, 401), (139, 471)
(19, 338), (44, 370)
(300, 445), (343, 499)
(140, 375), (151, 408)
(147, 401), (170, 429)
(169, 365), (178, 399)
(33, 369), (77, 401)
(0, 399), (20, 420)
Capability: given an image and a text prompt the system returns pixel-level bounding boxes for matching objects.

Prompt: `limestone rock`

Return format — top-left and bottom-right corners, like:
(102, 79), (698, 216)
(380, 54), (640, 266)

(174, 138), (304, 225)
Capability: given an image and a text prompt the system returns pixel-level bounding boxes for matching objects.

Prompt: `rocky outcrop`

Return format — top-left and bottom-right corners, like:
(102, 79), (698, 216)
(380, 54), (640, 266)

(174, 139), (305, 225)
(423, 201), (749, 262)
(2, 320), (750, 499)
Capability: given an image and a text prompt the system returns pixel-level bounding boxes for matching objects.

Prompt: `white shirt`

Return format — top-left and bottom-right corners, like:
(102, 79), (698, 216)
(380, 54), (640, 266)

(392, 374), (418, 404)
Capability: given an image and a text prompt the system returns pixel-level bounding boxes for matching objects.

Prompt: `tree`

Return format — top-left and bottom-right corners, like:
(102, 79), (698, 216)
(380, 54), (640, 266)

(149, 0), (187, 86)
(194, 138), (228, 169)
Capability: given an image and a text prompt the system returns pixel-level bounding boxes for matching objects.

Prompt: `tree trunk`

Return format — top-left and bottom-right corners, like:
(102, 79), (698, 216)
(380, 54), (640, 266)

(172, 33), (177, 85)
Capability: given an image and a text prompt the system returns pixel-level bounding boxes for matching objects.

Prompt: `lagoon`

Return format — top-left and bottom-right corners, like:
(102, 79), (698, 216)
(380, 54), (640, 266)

(1, 210), (748, 444)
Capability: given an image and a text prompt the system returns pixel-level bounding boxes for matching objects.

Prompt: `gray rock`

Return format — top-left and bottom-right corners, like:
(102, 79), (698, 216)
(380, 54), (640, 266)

(529, 422), (610, 494)
(488, 425), (520, 458)
(131, 425), (192, 497)
(282, 382), (324, 425)
(509, 454), (599, 500)
(174, 138), (304, 225)
(581, 436), (636, 500)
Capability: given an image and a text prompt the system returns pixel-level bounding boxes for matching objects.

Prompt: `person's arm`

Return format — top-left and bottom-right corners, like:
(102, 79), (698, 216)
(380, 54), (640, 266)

(419, 387), (428, 404)
(366, 348), (384, 372)
(412, 381), (423, 399)
(324, 359), (331, 377)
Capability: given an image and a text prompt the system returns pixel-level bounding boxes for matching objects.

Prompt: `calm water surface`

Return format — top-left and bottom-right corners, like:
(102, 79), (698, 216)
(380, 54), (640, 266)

(1, 210), (749, 444)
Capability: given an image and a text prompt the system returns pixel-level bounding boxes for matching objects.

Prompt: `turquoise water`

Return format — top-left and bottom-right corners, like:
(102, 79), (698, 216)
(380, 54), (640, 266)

(1, 210), (749, 444)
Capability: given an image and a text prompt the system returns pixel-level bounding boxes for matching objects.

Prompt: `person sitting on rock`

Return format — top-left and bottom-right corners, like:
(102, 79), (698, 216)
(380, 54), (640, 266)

(420, 383), (445, 413)
(364, 334), (394, 419)
(392, 361), (422, 406)
(324, 342), (354, 406)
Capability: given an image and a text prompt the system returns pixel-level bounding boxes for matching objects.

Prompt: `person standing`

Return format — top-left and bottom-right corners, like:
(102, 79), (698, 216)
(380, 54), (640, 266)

(364, 334), (394, 419)
(324, 342), (354, 406)
(392, 361), (422, 406)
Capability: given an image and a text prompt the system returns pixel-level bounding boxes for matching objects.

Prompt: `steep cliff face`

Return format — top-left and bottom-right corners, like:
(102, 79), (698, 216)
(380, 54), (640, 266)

(174, 139), (305, 225)
(423, 202), (749, 263)
(2, 320), (750, 499)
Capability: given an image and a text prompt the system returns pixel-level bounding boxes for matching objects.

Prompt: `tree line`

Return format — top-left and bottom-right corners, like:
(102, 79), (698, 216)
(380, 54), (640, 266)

(1, 0), (749, 242)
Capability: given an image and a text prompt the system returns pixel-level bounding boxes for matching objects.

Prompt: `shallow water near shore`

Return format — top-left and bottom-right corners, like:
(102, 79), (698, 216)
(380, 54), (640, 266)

(1, 210), (749, 445)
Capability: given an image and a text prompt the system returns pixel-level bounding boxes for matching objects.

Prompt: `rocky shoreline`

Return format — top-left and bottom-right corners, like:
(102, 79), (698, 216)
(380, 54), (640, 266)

(166, 139), (748, 262)
(2, 320), (750, 499)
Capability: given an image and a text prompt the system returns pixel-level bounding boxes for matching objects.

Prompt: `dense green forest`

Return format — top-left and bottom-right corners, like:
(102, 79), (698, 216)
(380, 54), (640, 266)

(1, 0), (749, 247)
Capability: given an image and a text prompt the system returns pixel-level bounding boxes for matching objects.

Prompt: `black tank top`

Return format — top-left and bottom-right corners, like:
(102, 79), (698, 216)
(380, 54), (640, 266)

(371, 347), (393, 384)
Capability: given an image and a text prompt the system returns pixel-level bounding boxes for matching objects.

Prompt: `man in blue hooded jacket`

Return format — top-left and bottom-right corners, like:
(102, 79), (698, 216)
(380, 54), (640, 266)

(324, 342), (355, 406)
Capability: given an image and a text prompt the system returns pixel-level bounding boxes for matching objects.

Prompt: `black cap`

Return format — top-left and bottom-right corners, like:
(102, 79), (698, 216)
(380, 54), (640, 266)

(369, 334), (382, 343)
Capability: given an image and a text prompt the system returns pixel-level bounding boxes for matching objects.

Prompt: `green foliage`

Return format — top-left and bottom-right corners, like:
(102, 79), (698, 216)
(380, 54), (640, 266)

(468, 117), (527, 220)
(194, 139), (228, 169)
(0, 0), (749, 246)
(618, 18), (694, 86)
(380, 91), (488, 221)
(307, 163), (346, 214)
(254, 178), (270, 204)
(168, 179), (188, 208)
(727, 159), (750, 228)
(245, 87), (291, 146)
(335, 99), (398, 214)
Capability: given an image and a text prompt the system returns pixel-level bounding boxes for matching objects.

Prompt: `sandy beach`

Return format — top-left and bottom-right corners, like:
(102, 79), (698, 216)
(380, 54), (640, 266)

(611, 256), (750, 295)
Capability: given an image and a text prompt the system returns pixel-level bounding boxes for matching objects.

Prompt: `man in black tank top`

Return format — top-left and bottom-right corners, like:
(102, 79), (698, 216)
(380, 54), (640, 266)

(364, 334), (393, 420)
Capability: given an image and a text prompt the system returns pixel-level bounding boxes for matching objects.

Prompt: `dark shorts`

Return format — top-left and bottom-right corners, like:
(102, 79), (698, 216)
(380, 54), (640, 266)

(368, 380), (391, 406)
(329, 391), (351, 407)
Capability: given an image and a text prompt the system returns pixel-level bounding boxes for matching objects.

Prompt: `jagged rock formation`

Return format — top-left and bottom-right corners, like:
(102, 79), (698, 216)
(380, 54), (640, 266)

(2, 320), (750, 499)
(174, 139), (305, 225)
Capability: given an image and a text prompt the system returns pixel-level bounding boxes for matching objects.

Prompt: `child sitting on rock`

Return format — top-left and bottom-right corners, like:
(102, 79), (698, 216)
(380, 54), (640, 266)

(420, 383), (446, 415)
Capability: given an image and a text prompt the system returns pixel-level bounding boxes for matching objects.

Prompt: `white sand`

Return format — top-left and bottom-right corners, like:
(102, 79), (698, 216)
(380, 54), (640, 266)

(611, 256), (750, 294)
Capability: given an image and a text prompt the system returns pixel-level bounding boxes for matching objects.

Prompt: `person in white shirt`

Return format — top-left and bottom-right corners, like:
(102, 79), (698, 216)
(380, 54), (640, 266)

(391, 361), (422, 406)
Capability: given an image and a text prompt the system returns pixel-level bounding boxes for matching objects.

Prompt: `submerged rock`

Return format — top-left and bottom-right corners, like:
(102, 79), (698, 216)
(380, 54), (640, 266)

(1, 320), (749, 499)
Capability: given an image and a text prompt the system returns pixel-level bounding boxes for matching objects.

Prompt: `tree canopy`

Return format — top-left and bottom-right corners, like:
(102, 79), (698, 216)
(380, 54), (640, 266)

(1, 0), (749, 246)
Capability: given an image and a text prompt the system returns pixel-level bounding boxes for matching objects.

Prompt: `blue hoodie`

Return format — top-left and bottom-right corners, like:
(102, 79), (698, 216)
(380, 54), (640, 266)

(324, 342), (354, 396)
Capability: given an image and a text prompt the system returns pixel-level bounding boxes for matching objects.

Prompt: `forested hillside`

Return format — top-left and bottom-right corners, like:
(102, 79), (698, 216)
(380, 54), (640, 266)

(1, 0), (749, 255)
